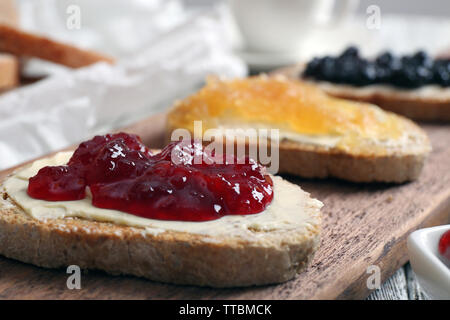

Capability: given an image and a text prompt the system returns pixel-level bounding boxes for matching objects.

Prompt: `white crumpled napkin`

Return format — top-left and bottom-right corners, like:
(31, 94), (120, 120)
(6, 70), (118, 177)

(0, 1), (247, 170)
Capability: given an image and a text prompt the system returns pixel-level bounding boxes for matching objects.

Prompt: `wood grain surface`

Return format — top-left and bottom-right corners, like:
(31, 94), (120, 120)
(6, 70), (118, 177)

(0, 113), (449, 300)
(367, 263), (429, 300)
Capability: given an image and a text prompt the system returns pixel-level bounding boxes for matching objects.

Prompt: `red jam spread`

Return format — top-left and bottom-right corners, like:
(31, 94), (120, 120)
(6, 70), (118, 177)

(27, 133), (274, 222)
(438, 230), (450, 264)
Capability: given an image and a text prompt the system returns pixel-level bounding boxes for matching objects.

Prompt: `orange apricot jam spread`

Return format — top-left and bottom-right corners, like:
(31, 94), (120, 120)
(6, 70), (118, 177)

(168, 75), (405, 155)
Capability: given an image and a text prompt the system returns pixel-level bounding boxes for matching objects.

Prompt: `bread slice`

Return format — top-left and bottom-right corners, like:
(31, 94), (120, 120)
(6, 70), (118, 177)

(287, 64), (450, 122)
(0, 0), (19, 27)
(0, 1), (19, 92)
(0, 24), (115, 68)
(166, 75), (431, 183)
(0, 52), (18, 91)
(276, 126), (428, 183)
(0, 153), (322, 288)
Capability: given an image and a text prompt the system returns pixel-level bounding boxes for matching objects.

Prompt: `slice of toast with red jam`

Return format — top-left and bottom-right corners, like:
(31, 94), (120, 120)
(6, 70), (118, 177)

(0, 134), (322, 287)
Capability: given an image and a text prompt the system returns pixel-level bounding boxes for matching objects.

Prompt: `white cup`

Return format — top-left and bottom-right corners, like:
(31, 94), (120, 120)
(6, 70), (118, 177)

(229, 0), (359, 54)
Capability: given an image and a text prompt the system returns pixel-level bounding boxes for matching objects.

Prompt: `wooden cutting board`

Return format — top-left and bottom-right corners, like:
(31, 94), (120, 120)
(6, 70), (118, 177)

(0, 112), (449, 300)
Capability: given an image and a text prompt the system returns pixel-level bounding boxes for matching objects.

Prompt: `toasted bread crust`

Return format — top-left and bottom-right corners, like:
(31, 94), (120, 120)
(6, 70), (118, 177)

(315, 85), (450, 122)
(277, 140), (427, 183)
(0, 24), (114, 68)
(0, 177), (321, 288)
(277, 117), (430, 182)
(166, 116), (430, 183)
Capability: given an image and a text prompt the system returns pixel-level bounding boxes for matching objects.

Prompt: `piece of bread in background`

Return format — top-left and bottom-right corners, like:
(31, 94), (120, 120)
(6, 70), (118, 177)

(0, 0), (19, 91)
(292, 63), (450, 122)
(0, 0), (18, 27)
(0, 53), (18, 91)
(0, 24), (115, 68)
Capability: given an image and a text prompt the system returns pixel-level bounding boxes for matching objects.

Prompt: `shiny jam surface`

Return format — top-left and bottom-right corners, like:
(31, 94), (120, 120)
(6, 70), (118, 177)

(27, 133), (274, 222)
(438, 230), (450, 263)
(168, 76), (404, 153)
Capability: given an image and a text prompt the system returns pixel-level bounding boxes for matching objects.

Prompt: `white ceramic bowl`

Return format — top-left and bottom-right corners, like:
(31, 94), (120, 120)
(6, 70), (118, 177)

(407, 225), (450, 300)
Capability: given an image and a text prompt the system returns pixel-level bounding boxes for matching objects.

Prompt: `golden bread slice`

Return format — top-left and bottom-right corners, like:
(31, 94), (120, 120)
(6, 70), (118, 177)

(167, 75), (431, 183)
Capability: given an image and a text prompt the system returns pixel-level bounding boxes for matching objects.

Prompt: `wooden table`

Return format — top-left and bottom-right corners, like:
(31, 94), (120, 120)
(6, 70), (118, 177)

(368, 263), (429, 300)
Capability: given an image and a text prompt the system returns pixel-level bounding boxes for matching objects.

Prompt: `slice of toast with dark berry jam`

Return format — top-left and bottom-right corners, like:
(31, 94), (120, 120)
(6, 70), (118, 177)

(295, 48), (450, 122)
